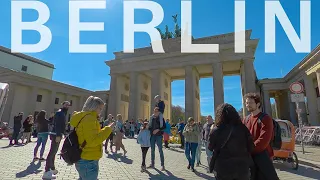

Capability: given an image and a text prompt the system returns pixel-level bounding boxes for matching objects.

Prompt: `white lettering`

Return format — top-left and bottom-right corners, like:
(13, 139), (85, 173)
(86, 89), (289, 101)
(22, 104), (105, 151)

(181, 1), (219, 53)
(123, 1), (164, 53)
(11, 1), (52, 53)
(69, 1), (107, 53)
(234, 0), (246, 53)
(265, 0), (311, 53)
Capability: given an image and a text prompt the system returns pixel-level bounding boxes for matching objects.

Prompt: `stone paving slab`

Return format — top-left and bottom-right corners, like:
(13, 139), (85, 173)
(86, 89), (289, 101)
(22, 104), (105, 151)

(0, 138), (319, 180)
(295, 145), (320, 163)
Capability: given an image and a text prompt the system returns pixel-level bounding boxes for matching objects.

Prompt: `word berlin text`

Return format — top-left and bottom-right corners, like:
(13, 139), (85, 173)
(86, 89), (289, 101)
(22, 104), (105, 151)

(11, 0), (311, 54)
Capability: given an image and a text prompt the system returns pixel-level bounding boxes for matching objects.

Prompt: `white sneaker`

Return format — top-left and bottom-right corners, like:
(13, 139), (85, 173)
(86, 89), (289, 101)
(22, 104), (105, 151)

(42, 171), (56, 179)
(51, 169), (58, 175)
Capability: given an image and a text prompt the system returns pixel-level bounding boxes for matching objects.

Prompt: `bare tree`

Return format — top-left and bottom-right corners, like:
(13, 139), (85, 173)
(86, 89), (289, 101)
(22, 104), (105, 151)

(171, 105), (185, 124)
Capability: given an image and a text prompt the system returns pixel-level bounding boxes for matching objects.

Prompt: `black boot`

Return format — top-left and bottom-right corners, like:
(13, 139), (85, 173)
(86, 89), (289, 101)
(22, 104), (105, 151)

(164, 141), (169, 148)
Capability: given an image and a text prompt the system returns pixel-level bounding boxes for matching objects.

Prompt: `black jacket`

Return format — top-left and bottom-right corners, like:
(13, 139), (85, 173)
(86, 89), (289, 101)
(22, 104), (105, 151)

(148, 115), (166, 136)
(13, 115), (22, 130)
(155, 101), (165, 114)
(208, 123), (254, 178)
(52, 109), (67, 137)
(23, 119), (33, 132)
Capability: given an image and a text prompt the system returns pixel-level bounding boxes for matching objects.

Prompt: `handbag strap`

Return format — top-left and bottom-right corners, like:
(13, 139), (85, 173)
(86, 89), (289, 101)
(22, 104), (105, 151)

(220, 126), (234, 150)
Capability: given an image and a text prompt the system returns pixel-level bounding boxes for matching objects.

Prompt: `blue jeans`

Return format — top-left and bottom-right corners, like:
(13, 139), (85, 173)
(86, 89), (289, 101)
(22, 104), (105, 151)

(130, 131), (134, 137)
(150, 135), (164, 166)
(204, 141), (213, 167)
(185, 142), (198, 168)
(34, 132), (48, 157)
(195, 141), (202, 164)
(75, 159), (99, 180)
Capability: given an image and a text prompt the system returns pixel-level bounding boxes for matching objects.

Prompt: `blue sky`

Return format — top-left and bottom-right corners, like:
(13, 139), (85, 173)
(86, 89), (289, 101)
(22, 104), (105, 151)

(0, 0), (319, 116)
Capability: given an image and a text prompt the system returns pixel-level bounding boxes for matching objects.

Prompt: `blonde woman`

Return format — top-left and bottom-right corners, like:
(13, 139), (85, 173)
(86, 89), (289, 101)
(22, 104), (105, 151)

(114, 114), (127, 155)
(70, 96), (114, 180)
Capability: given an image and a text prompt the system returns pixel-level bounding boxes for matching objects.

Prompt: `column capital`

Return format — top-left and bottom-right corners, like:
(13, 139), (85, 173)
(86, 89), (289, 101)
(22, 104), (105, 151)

(242, 57), (255, 62)
(212, 61), (222, 65)
(109, 73), (119, 77)
(185, 65), (194, 71)
(129, 71), (139, 76)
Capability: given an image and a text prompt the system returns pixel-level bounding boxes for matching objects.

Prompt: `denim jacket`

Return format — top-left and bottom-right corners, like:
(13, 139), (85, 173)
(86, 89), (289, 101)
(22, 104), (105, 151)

(137, 129), (151, 147)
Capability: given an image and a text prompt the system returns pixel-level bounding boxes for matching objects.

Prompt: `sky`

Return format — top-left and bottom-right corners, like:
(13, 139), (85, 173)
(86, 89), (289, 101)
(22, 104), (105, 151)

(0, 0), (319, 116)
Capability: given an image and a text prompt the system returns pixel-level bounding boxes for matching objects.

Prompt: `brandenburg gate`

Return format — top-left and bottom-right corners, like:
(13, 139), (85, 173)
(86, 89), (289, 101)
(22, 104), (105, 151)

(106, 30), (258, 121)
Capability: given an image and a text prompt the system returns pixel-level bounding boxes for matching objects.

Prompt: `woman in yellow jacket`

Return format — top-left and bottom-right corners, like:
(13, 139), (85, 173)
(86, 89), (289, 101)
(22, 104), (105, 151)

(70, 96), (114, 180)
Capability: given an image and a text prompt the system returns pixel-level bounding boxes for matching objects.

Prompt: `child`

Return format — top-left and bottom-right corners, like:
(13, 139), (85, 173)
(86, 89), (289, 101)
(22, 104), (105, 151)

(137, 121), (151, 172)
(154, 95), (165, 128)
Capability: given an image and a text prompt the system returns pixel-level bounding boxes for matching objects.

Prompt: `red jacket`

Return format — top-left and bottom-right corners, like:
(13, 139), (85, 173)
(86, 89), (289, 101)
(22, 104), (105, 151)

(244, 112), (274, 157)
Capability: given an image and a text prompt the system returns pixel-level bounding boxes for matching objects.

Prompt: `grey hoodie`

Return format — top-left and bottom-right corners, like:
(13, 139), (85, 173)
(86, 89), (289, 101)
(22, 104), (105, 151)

(183, 123), (200, 143)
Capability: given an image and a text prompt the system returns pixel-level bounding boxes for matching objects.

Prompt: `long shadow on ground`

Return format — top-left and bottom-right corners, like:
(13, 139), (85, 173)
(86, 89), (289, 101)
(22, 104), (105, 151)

(145, 168), (185, 180)
(106, 153), (133, 164)
(274, 162), (320, 179)
(16, 161), (42, 178)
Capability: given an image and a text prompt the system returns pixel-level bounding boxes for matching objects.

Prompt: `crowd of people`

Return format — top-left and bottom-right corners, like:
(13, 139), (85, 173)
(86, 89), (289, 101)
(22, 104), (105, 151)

(4, 92), (279, 180)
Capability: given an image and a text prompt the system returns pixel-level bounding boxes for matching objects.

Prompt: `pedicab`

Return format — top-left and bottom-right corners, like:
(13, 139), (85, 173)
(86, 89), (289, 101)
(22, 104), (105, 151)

(273, 119), (299, 170)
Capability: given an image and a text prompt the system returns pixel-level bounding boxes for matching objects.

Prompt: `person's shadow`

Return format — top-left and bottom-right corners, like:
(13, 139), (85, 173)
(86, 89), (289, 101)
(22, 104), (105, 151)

(274, 162), (320, 179)
(16, 161), (42, 178)
(106, 153), (133, 164)
(1, 145), (12, 149)
(194, 169), (216, 179)
(145, 168), (185, 180)
(166, 147), (184, 153)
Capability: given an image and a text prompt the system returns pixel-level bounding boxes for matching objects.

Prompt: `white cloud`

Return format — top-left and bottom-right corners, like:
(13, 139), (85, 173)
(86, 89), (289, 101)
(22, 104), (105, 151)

(224, 86), (238, 91)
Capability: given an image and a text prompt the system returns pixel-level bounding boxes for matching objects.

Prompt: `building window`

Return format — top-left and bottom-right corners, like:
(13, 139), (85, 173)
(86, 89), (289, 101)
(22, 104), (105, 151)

(36, 95), (42, 102)
(55, 98), (59, 104)
(70, 100), (73, 106)
(21, 65), (28, 72)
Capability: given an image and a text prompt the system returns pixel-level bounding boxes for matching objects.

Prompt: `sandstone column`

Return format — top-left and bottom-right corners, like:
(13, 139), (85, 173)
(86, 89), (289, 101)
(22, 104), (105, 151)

(28, 87), (38, 116)
(128, 72), (139, 121)
(150, 70), (161, 116)
(298, 101), (308, 125)
(185, 66), (199, 120)
(287, 91), (297, 125)
(240, 59), (256, 116)
(78, 96), (84, 111)
(304, 74), (319, 125)
(263, 90), (272, 115)
(107, 74), (118, 117)
(244, 59), (256, 93)
(317, 69), (320, 95)
(212, 62), (224, 113)
(47, 91), (56, 114)
(2, 82), (16, 127)
(274, 94), (280, 119)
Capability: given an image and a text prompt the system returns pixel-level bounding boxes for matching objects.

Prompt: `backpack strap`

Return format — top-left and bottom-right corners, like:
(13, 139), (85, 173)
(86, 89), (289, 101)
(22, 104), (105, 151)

(257, 113), (267, 124)
(244, 114), (251, 125)
(74, 114), (90, 149)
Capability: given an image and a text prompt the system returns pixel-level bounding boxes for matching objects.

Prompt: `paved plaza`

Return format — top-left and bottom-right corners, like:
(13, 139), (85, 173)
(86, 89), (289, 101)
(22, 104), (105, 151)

(0, 138), (319, 180)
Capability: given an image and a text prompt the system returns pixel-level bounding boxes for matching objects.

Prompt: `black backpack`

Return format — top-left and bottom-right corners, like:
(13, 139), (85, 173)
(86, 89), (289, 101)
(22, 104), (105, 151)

(59, 115), (88, 165)
(245, 113), (282, 150)
(270, 119), (282, 150)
